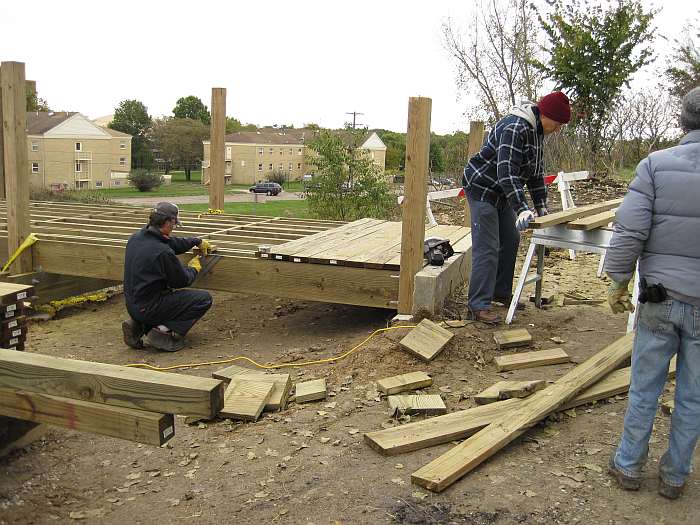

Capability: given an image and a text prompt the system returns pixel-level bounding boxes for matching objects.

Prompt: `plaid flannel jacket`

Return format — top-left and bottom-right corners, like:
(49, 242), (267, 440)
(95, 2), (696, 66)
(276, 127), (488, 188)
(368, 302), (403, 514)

(463, 107), (547, 214)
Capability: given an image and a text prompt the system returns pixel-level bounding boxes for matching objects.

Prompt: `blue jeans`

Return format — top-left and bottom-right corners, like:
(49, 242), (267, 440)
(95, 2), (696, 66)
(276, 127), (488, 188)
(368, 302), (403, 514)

(614, 298), (700, 487)
(467, 197), (520, 311)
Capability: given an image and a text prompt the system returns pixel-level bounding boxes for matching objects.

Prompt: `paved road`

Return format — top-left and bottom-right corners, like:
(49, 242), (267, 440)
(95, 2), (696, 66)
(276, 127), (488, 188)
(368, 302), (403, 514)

(113, 191), (302, 206)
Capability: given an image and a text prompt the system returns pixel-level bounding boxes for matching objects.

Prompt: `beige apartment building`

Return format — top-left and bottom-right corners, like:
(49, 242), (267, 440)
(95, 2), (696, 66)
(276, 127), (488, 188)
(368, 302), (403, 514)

(202, 128), (386, 185)
(27, 112), (132, 190)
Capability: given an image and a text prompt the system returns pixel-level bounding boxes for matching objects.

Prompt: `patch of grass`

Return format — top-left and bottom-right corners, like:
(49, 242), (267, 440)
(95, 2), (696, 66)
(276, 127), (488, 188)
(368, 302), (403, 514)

(31, 189), (113, 205)
(179, 200), (311, 218)
(614, 166), (636, 182)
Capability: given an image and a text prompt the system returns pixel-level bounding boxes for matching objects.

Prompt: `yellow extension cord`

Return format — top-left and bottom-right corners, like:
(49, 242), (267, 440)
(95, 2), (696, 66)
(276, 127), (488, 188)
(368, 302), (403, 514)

(125, 324), (416, 372)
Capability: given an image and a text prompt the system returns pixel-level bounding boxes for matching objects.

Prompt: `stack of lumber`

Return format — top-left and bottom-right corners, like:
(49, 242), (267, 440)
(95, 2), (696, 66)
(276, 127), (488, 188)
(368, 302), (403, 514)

(529, 198), (622, 230)
(0, 349), (225, 446)
(213, 364), (292, 415)
(365, 334), (675, 492)
(0, 282), (34, 351)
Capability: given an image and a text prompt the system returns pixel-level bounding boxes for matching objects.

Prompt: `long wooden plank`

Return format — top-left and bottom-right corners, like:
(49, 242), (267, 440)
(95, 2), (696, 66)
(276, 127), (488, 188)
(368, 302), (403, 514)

(411, 333), (634, 492)
(529, 199), (622, 229)
(212, 364), (291, 411)
(567, 209), (616, 231)
(494, 348), (570, 371)
(366, 349), (668, 457)
(0, 348), (224, 418)
(0, 387), (174, 446)
(376, 371), (432, 395)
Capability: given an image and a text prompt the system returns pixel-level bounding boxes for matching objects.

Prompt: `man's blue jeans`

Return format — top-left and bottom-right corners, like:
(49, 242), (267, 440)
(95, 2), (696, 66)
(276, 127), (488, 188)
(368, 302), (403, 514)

(614, 298), (700, 487)
(467, 197), (520, 311)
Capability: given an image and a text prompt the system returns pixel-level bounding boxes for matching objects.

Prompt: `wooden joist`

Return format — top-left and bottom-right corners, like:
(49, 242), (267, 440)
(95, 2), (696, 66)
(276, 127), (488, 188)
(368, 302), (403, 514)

(493, 329), (532, 351)
(219, 378), (274, 421)
(0, 387), (174, 446)
(411, 333), (634, 492)
(529, 199), (623, 229)
(0, 349), (224, 418)
(494, 348), (570, 372)
(212, 364), (292, 411)
(567, 209), (616, 230)
(388, 395), (447, 416)
(295, 379), (327, 403)
(399, 319), (454, 362)
(376, 371), (432, 395)
(474, 380), (546, 405)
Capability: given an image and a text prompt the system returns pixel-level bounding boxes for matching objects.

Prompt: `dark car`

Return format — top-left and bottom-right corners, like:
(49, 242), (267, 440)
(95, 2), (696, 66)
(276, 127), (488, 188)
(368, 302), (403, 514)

(249, 182), (282, 196)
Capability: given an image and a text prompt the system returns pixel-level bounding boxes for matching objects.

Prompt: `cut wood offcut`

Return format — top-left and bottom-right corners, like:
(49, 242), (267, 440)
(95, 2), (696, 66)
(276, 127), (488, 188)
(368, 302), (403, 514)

(493, 328), (532, 351)
(295, 379), (327, 403)
(376, 371), (432, 395)
(213, 364), (292, 411)
(474, 380), (546, 405)
(494, 348), (570, 372)
(219, 378), (274, 421)
(399, 319), (454, 362)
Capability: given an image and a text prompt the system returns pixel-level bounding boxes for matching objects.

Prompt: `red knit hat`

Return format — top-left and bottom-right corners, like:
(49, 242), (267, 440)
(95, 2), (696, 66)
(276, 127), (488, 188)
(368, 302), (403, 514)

(537, 91), (571, 124)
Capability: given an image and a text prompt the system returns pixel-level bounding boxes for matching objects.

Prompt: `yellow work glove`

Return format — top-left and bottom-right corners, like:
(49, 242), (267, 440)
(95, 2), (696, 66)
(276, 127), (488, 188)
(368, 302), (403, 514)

(188, 256), (202, 273)
(199, 239), (214, 256)
(608, 279), (635, 314)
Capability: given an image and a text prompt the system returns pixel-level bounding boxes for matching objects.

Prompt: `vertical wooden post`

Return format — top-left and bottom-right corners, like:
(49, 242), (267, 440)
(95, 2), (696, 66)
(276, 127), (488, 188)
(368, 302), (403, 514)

(0, 69), (4, 200)
(463, 120), (485, 227)
(209, 87), (226, 211)
(398, 97), (432, 315)
(1, 62), (32, 273)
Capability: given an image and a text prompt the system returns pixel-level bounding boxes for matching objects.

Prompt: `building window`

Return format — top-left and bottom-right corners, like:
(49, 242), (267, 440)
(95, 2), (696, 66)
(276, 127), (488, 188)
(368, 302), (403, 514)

(75, 142), (82, 151)
(269, 147), (273, 154)
(297, 162), (301, 170)
(278, 163), (283, 171)
(95, 181), (103, 188)
(297, 148), (302, 155)
(258, 147), (264, 155)
(75, 162), (82, 172)
(289, 148), (293, 155)
(241, 160), (246, 167)
(31, 141), (39, 152)
(31, 162), (39, 173)
(119, 157), (126, 167)
(279, 148), (283, 156)
(113, 180), (121, 187)
(258, 163), (263, 172)
(120, 141), (126, 150)
(268, 163), (273, 171)
(289, 162), (293, 171)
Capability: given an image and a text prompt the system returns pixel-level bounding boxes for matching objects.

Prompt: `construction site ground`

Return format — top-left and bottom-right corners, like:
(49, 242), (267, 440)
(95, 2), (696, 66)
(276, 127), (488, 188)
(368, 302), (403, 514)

(1, 177), (696, 524)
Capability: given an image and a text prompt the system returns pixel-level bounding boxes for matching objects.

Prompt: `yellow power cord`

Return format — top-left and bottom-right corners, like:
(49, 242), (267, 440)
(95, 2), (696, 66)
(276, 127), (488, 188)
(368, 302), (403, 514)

(125, 324), (416, 372)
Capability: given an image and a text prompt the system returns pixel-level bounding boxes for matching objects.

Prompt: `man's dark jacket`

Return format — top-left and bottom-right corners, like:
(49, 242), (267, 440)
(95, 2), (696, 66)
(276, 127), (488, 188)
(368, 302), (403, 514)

(124, 226), (201, 311)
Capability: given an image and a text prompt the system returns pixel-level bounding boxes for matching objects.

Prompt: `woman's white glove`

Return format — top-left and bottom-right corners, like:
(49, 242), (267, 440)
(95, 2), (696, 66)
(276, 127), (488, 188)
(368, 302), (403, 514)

(515, 209), (535, 232)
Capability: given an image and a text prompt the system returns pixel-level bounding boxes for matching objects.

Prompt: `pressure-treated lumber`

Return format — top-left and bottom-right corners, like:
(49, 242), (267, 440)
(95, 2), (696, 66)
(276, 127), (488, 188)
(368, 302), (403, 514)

(219, 378), (274, 421)
(399, 318), (453, 362)
(388, 394), (447, 416)
(0, 349), (224, 418)
(474, 380), (546, 405)
(0, 387), (174, 446)
(377, 371), (432, 395)
(411, 333), (634, 492)
(529, 199), (622, 229)
(0, 282), (33, 305)
(0, 62), (31, 272)
(493, 328), (532, 351)
(212, 364), (291, 411)
(398, 96), (432, 314)
(567, 209), (616, 231)
(209, 87), (226, 211)
(366, 353), (675, 456)
(295, 378), (327, 403)
(494, 348), (570, 372)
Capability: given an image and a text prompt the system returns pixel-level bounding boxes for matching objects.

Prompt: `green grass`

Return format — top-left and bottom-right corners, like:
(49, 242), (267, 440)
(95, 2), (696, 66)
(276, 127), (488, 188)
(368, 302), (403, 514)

(179, 200), (311, 218)
(614, 166), (636, 182)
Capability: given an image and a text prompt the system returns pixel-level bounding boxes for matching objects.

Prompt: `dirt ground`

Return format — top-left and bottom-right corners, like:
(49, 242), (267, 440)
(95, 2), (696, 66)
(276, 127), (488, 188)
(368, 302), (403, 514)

(1, 175), (697, 525)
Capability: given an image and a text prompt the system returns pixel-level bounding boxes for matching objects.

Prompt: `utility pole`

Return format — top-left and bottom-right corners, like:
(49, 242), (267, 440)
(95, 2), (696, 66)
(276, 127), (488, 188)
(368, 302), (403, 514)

(345, 111), (364, 129)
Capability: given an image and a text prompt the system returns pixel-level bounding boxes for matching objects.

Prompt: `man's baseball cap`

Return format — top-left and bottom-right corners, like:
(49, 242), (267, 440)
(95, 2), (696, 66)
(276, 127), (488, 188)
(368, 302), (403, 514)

(153, 202), (181, 226)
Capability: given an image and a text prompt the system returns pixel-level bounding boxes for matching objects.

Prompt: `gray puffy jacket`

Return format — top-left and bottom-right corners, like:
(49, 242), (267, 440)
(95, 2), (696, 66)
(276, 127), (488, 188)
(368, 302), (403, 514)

(605, 130), (700, 302)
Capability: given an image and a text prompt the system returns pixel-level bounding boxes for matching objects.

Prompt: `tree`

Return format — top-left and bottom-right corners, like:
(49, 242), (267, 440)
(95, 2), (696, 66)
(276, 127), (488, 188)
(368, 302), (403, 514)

(443, 0), (546, 123)
(666, 23), (700, 103)
(173, 96), (210, 124)
(537, 0), (657, 164)
(429, 138), (446, 174)
(226, 117), (257, 133)
(304, 129), (395, 221)
(110, 99), (154, 169)
(150, 118), (208, 181)
(128, 169), (162, 192)
(26, 89), (50, 112)
(376, 130), (406, 171)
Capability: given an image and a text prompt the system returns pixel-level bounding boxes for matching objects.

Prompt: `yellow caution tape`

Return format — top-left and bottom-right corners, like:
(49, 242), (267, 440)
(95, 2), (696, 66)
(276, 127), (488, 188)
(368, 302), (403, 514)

(2, 233), (38, 273)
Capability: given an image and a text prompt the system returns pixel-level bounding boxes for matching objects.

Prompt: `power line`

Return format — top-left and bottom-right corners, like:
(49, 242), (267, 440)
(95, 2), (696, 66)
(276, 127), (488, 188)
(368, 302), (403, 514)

(345, 111), (364, 129)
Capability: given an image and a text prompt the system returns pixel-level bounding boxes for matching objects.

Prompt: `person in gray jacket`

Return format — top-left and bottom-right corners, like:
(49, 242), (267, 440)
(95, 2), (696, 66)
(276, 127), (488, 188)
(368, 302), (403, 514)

(606, 86), (700, 499)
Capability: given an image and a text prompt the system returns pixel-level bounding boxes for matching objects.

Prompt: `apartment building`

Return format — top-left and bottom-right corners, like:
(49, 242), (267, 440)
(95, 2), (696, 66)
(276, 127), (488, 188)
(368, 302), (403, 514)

(202, 128), (386, 185)
(27, 112), (132, 190)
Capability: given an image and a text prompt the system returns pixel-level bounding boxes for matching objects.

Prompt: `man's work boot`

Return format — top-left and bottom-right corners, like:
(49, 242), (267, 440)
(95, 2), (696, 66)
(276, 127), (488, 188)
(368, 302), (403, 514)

(467, 308), (502, 325)
(493, 296), (525, 311)
(143, 328), (186, 352)
(608, 454), (641, 491)
(658, 478), (685, 499)
(122, 318), (145, 349)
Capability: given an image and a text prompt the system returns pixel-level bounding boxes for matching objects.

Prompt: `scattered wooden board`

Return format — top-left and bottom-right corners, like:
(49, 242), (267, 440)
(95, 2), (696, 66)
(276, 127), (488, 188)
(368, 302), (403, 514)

(0, 387), (174, 446)
(529, 199), (623, 229)
(494, 348), (570, 372)
(399, 319), (454, 362)
(474, 380), (546, 405)
(0, 348), (225, 418)
(366, 355), (676, 456)
(376, 371), (432, 395)
(388, 395), (447, 416)
(219, 378), (274, 421)
(295, 379), (327, 403)
(567, 209), (616, 231)
(411, 333), (634, 492)
(212, 364), (292, 411)
(493, 329), (532, 351)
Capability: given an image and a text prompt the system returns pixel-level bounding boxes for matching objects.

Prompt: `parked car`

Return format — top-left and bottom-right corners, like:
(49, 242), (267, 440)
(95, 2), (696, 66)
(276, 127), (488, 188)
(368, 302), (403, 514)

(249, 182), (282, 196)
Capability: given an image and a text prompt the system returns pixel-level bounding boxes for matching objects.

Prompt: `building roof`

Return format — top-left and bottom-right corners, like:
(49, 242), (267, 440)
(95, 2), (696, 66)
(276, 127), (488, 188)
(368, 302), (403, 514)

(220, 128), (385, 150)
(102, 127), (131, 138)
(26, 111), (76, 134)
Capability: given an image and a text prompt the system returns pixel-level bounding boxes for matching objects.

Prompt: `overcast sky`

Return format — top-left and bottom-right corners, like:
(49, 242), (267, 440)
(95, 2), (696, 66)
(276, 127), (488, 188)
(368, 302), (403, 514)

(0, 0), (688, 134)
